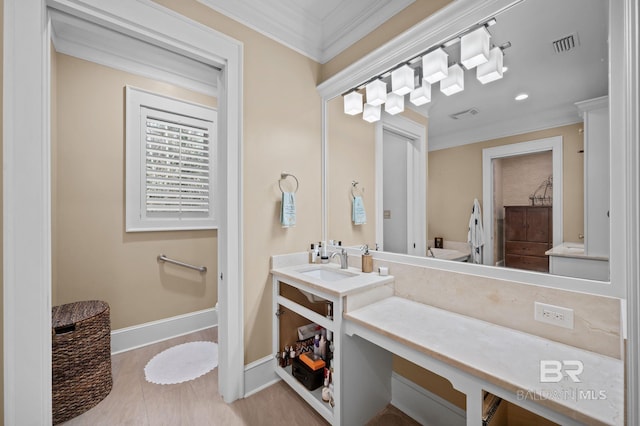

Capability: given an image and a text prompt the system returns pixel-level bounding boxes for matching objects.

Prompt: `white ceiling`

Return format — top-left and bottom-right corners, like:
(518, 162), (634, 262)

(423, 0), (609, 150)
(196, 0), (415, 63)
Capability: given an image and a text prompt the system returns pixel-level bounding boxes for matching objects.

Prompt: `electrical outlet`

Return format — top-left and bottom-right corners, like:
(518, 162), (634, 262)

(534, 302), (574, 329)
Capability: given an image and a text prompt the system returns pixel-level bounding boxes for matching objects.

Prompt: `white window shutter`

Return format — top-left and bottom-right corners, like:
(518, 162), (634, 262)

(126, 87), (217, 232)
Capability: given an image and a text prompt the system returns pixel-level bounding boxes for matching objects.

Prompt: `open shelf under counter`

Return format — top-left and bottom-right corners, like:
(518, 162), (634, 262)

(275, 364), (334, 423)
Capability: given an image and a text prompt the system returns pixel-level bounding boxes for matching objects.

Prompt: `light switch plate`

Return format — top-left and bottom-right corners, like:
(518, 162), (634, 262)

(534, 302), (574, 329)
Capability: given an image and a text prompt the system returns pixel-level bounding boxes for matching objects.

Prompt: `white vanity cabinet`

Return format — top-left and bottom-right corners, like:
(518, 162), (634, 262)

(271, 276), (341, 423)
(271, 259), (394, 426)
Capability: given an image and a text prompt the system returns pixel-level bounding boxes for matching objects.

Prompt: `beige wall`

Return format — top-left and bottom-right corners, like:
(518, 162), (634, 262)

(327, 99), (430, 251)
(321, 0), (454, 81)
(502, 152), (553, 206)
(428, 123), (584, 244)
(153, 0), (323, 363)
(327, 97), (376, 248)
(53, 53), (219, 329)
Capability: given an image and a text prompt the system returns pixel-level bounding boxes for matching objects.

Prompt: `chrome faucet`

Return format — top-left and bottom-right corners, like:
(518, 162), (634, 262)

(427, 246), (435, 258)
(331, 248), (349, 269)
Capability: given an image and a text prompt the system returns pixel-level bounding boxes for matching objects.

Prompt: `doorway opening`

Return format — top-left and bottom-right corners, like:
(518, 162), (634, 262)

(375, 115), (427, 256)
(4, 1), (244, 421)
(482, 137), (563, 268)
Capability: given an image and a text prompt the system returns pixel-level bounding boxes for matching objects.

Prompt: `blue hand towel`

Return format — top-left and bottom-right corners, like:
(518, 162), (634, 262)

(352, 195), (366, 225)
(280, 192), (296, 228)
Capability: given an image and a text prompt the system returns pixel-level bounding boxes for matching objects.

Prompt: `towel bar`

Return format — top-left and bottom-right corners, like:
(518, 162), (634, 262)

(157, 254), (207, 272)
(279, 172), (299, 193)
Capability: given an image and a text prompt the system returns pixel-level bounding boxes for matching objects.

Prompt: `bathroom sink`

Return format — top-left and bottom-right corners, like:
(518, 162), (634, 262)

(296, 266), (357, 303)
(301, 267), (356, 282)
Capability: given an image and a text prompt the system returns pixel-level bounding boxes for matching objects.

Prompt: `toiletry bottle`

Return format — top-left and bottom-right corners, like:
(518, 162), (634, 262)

(314, 334), (321, 357)
(289, 345), (296, 361)
(309, 243), (317, 263)
(326, 304), (333, 341)
(321, 241), (329, 264)
(316, 242), (322, 264)
(319, 335), (327, 360)
(362, 244), (373, 273)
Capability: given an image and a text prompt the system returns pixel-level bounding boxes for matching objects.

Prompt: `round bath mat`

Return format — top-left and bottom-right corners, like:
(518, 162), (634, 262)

(144, 341), (218, 385)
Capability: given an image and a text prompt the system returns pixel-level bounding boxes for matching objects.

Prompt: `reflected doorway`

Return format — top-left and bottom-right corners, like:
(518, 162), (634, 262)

(382, 129), (412, 253)
(482, 136), (564, 269)
(376, 115), (427, 256)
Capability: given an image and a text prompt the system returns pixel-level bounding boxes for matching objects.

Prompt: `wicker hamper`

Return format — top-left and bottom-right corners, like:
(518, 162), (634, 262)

(52, 300), (112, 424)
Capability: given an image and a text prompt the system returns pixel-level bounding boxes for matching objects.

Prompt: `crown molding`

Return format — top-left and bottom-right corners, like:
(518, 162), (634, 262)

(427, 104), (582, 151)
(197, 0), (413, 63)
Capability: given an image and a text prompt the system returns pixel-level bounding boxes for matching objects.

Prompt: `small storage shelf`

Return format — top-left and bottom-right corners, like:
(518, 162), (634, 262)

(272, 275), (343, 425)
(275, 365), (334, 422)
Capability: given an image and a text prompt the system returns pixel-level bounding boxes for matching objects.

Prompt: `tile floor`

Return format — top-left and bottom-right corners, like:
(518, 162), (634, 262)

(61, 328), (419, 425)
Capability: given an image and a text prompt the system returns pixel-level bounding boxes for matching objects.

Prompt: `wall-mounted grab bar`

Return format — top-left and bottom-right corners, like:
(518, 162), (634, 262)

(157, 254), (207, 273)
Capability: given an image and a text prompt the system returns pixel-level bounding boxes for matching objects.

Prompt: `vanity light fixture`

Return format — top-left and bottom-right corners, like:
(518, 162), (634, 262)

(440, 64), (464, 96)
(341, 17), (505, 121)
(343, 91), (363, 115)
(422, 48), (449, 84)
(460, 26), (490, 69)
(385, 92), (405, 115)
(363, 103), (381, 122)
(477, 46), (504, 84)
(391, 64), (415, 95)
(410, 78), (431, 106)
(365, 79), (387, 106)
(515, 93), (529, 101)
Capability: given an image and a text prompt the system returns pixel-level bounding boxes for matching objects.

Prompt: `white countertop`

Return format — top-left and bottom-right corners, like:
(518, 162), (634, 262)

(345, 296), (623, 426)
(545, 242), (608, 261)
(271, 262), (394, 297)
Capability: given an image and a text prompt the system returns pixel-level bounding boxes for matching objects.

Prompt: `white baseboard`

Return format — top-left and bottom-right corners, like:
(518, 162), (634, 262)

(244, 355), (280, 398)
(391, 372), (466, 426)
(111, 307), (218, 354)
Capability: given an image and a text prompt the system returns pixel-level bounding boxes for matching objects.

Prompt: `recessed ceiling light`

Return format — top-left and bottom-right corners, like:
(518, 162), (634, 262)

(515, 93), (529, 101)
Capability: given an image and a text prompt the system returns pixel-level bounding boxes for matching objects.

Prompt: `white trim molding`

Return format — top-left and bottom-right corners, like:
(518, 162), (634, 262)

(49, 9), (219, 97)
(196, 0), (414, 64)
(4, 0), (244, 422)
(111, 308), (218, 355)
(391, 373), (465, 426)
(243, 355), (279, 398)
(3, 2), (53, 424)
(620, 0), (640, 423)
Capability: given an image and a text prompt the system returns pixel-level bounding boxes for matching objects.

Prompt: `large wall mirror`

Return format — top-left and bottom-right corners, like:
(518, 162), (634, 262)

(319, 0), (622, 295)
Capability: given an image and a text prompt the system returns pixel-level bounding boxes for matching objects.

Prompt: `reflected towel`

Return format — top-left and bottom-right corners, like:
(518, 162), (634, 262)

(467, 198), (484, 264)
(352, 196), (367, 225)
(280, 192), (296, 228)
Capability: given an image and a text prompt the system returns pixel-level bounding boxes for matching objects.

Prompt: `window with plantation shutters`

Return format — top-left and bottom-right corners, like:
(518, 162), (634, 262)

(126, 86), (217, 232)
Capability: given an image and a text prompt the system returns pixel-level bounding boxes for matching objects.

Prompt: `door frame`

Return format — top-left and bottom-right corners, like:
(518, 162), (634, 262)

(3, 0), (244, 423)
(482, 136), (563, 267)
(375, 114), (427, 256)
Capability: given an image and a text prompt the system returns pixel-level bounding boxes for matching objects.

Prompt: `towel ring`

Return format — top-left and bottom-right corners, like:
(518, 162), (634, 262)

(279, 172), (299, 193)
(351, 181), (364, 198)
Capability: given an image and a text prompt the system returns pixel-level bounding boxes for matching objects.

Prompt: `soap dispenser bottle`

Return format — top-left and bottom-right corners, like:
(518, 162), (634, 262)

(361, 244), (373, 273)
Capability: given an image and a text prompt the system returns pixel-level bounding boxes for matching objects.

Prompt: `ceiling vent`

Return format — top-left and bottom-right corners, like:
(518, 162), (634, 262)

(552, 32), (580, 53)
(449, 108), (479, 120)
